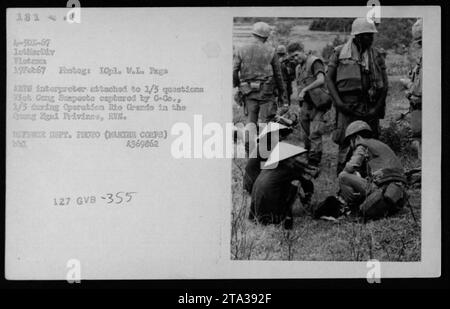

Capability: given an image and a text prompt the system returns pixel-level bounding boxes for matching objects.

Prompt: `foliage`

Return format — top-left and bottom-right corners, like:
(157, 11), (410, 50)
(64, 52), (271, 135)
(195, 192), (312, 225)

(311, 18), (417, 53)
(309, 18), (353, 33)
(321, 35), (347, 61)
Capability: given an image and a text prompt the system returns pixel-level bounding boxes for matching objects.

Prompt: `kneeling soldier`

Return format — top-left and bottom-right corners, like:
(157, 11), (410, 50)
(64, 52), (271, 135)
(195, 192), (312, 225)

(338, 120), (407, 220)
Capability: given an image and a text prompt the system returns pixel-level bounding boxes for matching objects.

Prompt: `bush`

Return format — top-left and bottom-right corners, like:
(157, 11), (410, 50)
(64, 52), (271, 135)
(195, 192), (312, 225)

(374, 18), (416, 52)
(274, 21), (294, 37)
(322, 35), (347, 61)
(379, 119), (414, 156)
(310, 18), (353, 32)
(310, 18), (418, 53)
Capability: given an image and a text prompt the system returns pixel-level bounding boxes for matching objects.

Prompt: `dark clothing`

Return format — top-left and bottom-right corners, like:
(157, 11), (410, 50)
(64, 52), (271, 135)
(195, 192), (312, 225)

(244, 157), (265, 194)
(250, 162), (304, 224)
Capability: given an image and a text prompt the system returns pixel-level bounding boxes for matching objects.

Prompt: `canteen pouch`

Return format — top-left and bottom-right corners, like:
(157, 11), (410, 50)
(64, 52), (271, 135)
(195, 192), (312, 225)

(261, 79), (275, 96)
(239, 82), (253, 95)
(309, 87), (332, 111)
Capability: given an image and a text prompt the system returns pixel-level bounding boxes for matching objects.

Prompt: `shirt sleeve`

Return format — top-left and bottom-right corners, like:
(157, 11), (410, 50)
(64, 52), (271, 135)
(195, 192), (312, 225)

(344, 145), (368, 173)
(311, 59), (325, 77)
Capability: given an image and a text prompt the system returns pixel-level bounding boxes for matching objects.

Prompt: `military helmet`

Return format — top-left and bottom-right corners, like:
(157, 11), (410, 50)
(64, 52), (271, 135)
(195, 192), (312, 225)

(276, 45), (287, 55)
(412, 19), (422, 42)
(344, 120), (372, 140)
(251, 22), (272, 38)
(351, 17), (378, 36)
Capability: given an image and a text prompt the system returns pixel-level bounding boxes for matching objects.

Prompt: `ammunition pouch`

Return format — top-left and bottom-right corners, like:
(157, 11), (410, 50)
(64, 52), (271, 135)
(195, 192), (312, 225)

(239, 78), (275, 97)
(239, 82), (253, 95)
(308, 87), (332, 111)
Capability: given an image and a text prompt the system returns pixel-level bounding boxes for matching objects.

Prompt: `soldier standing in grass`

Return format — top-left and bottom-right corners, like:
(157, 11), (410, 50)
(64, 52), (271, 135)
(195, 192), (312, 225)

(326, 17), (388, 174)
(294, 46), (332, 167)
(233, 22), (288, 156)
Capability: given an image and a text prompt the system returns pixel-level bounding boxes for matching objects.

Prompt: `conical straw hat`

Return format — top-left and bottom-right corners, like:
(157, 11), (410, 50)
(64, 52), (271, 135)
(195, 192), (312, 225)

(262, 142), (307, 169)
(258, 122), (288, 140)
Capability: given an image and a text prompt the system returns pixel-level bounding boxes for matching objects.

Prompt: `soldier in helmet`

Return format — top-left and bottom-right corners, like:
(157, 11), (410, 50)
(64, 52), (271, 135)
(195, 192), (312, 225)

(326, 17), (389, 174)
(337, 120), (407, 219)
(233, 22), (288, 155)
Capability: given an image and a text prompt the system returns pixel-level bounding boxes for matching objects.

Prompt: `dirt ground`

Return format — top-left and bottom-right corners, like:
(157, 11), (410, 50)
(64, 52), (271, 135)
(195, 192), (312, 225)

(231, 20), (421, 261)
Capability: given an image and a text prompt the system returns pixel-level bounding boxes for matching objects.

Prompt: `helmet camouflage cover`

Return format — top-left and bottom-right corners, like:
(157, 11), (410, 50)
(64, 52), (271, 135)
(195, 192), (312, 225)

(344, 120), (372, 140)
(251, 22), (272, 38)
(351, 17), (378, 36)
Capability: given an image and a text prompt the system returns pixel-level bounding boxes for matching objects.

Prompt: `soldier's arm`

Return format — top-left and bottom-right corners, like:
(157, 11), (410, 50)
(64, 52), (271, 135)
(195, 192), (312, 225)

(302, 60), (325, 92)
(344, 145), (368, 174)
(232, 53), (241, 88)
(326, 51), (351, 114)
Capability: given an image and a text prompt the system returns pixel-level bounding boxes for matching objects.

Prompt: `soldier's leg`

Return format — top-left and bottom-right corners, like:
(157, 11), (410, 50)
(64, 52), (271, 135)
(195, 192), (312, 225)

(244, 99), (260, 156)
(259, 99), (278, 124)
(338, 171), (368, 206)
(299, 105), (312, 150)
(309, 108), (325, 166)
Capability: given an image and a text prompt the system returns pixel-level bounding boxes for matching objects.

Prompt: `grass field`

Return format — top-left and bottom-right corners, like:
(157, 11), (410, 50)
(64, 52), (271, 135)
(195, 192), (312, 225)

(231, 20), (421, 261)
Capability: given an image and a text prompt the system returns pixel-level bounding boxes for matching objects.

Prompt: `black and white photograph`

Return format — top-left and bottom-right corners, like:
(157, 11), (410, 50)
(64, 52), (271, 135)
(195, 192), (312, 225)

(2, 3), (444, 287)
(232, 16), (423, 261)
